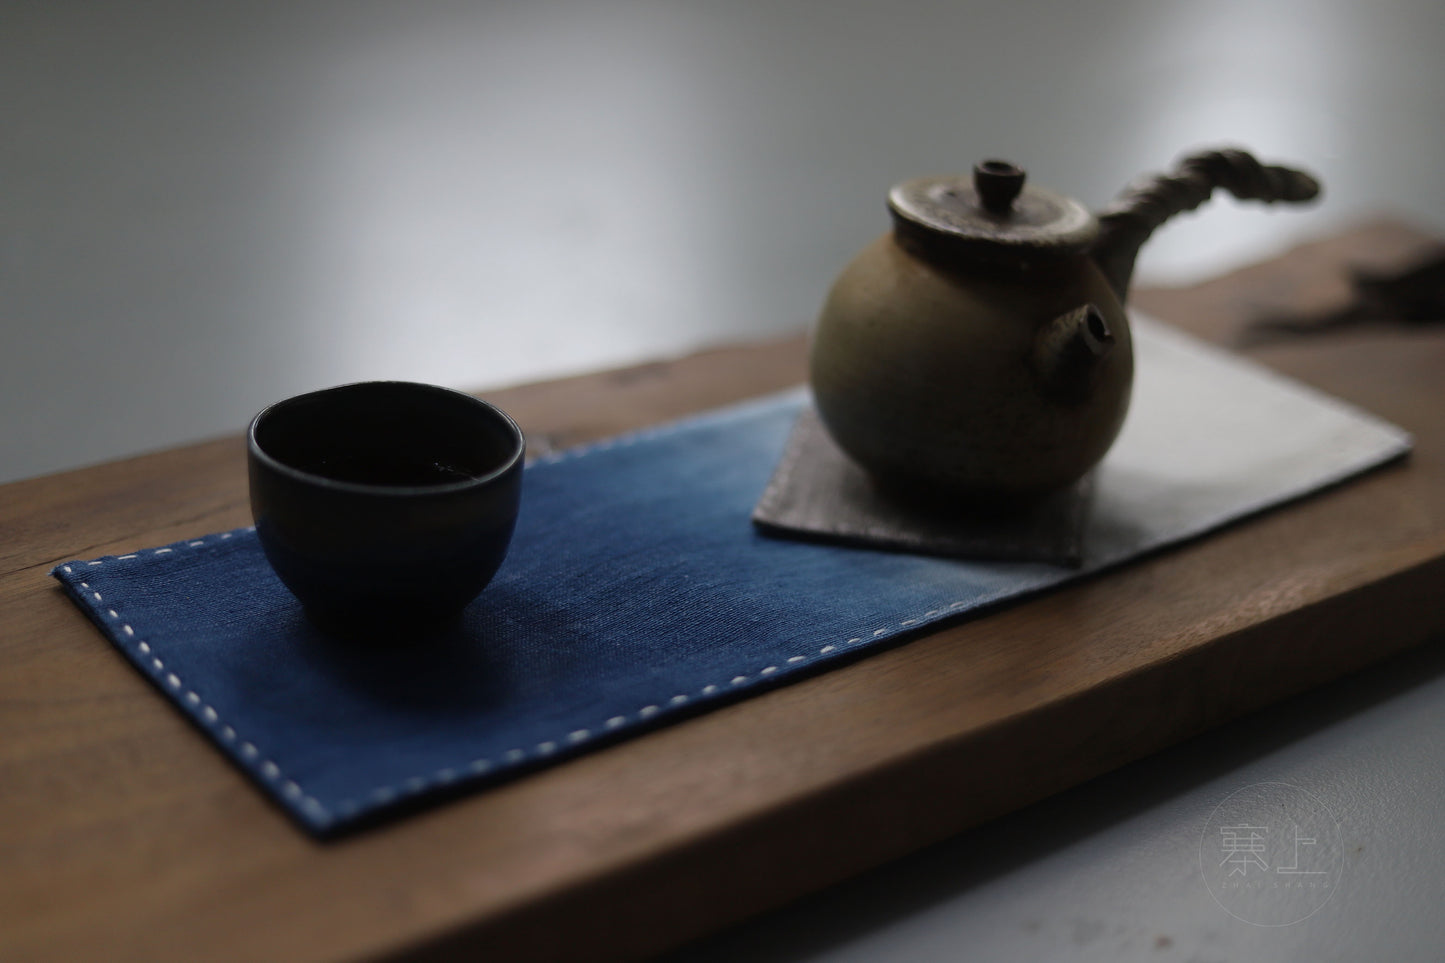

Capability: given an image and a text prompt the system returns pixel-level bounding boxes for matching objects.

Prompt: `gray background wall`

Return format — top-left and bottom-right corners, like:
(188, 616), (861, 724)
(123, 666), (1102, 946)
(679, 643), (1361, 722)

(4, 0), (1441, 483)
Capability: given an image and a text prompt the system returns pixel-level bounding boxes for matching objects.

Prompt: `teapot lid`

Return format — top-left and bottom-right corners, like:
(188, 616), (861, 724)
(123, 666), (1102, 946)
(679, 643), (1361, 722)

(888, 160), (1097, 266)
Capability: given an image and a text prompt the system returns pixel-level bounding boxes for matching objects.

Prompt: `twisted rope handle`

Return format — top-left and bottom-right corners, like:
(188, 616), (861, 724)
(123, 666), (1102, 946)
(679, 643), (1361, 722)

(1093, 147), (1321, 301)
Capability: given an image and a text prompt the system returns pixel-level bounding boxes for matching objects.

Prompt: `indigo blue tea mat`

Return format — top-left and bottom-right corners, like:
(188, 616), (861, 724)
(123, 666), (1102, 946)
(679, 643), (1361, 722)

(52, 318), (1411, 836)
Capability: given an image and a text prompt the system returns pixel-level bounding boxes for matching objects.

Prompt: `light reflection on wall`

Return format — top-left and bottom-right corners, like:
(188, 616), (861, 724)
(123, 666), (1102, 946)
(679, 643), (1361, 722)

(296, 4), (719, 390)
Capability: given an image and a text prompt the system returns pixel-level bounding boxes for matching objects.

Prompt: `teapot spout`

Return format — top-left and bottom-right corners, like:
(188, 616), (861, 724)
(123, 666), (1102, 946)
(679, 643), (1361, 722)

(1091, 147), (1321, 303)
(1034, 304), (1114, 402)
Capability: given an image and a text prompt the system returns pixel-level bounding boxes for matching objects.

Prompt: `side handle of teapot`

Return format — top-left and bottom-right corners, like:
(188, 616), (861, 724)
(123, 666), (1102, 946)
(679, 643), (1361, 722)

(1090, 147), (1323, 303)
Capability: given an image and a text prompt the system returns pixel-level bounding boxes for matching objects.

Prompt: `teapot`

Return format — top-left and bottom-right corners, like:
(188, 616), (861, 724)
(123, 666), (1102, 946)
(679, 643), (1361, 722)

(809, 146), (1320, 503)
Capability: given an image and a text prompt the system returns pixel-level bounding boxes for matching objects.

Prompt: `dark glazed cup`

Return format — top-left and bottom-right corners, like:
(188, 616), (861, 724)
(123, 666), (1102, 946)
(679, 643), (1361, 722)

(248, 381), (525, 639)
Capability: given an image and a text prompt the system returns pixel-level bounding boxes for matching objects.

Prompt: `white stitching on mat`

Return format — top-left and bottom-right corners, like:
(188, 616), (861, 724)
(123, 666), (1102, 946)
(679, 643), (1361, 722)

(56, 427), (965, 827)
(59, 541), (336, 829)
(333, 627), (925, 816)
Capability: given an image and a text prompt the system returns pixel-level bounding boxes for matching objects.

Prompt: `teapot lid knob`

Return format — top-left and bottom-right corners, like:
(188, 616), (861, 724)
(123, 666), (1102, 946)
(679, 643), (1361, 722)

(974, 160), (1026, 214)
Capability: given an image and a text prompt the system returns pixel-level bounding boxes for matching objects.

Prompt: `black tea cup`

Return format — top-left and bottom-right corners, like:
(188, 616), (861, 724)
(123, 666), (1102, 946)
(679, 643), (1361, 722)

(248, 381), (525, 639)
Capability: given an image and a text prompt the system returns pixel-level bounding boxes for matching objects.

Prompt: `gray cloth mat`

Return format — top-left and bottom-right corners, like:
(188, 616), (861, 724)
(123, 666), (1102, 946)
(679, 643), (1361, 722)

(752, 405), (1093, 565)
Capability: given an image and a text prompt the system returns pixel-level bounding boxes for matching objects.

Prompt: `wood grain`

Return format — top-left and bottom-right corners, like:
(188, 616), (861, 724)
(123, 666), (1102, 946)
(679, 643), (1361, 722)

(2, 222), (1443, 962)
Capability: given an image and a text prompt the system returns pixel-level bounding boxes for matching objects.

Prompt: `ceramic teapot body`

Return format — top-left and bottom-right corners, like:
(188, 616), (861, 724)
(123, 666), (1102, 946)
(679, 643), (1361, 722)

(810, 148), (1320, 502)
(813, 233), (1132, 499)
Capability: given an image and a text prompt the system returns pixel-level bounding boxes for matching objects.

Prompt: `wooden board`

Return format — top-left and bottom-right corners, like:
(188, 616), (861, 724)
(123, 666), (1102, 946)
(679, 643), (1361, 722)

(2, 221), (1444, 962)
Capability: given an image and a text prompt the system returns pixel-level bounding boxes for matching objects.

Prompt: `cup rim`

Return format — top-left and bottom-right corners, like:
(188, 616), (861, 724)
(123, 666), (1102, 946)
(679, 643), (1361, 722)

(247, 380), (525, 497)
